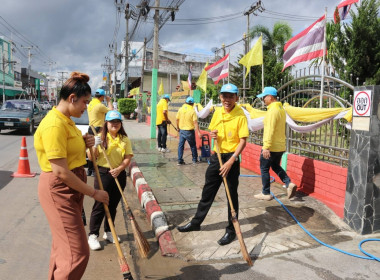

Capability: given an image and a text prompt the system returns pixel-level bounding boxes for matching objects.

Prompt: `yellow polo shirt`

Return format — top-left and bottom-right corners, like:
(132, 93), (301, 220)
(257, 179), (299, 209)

(156, 99), (168, 125)
(88, 98), (110, 127)
(176, 104), (197, 130)
(263, 101), (286, 152)
(209, 105), (249, 153)
(34, 107), (87, 172)
(96, 133), (133, 168)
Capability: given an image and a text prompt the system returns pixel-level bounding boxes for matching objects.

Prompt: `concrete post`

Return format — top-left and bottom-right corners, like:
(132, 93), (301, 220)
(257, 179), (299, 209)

(344, 85), (380, 234)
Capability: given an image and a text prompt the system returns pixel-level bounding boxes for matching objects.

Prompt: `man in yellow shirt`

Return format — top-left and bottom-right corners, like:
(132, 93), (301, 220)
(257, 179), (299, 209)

(254, 86), (297, 201)
(176, 96), (201, 165)
(177, 83), (249, 246)
(156, 94), (171, 153)
(87, 88), (113, 176)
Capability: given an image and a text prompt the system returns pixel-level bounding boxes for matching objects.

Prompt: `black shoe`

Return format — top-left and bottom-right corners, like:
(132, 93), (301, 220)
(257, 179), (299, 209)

(217, 232), (236, 246)
(177, 222), (200, 232)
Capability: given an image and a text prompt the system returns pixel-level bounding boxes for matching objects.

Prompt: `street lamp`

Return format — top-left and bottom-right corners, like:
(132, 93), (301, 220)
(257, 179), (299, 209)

(1, 56), (17, 104)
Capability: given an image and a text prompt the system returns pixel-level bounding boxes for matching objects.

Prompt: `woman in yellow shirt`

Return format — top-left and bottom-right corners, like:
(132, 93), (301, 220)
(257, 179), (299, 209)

(87, 110), (134, 250)
(34, 72), (109, 280)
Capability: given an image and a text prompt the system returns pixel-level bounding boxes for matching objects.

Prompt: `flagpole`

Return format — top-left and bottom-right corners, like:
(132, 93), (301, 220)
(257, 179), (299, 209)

(320, 8), (327, 108)
(261, 33), (264, 92)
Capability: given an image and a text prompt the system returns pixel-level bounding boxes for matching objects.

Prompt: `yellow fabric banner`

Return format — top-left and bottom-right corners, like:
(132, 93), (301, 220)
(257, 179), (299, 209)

(283, 103), (352, 122)
(181, 80), (190, 91)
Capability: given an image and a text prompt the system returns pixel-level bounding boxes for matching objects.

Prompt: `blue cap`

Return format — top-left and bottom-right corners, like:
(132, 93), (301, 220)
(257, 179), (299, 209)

(220, 83), (238, 94)
(163, 94), (171, 101)
(96, 88), (106, 96)
(105, 110), (122, 121)
(257, 87), (277, 98)
(186, 96), (194, 104)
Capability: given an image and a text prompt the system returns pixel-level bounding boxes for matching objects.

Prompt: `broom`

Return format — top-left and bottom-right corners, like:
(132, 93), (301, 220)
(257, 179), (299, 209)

(214, 139), (253, 266)
(90, 126), (150, 258)
(89, 148), (134, 279)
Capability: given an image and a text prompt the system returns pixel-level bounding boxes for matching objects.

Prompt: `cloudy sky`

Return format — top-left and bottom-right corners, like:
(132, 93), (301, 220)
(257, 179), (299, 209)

(0, 0), (353, 90)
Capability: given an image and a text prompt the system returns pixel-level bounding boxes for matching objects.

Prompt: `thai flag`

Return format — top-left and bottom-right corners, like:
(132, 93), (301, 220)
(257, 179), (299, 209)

(282, 15), (326, 71)
(334, 0), (359, 23)
(205, 54), (229, 85)
(187, 65), (192, 90)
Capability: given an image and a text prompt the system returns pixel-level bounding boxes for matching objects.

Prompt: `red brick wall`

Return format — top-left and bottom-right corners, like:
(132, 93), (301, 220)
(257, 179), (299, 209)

(241, 142), (347, 218)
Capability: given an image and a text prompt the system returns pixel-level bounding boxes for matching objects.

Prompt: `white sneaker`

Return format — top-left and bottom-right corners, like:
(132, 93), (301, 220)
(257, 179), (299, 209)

(103, 232), (120, 244)
(161, 148), (170, 153)
(157, 147), (162, 152)
(88, 234), (101, 250)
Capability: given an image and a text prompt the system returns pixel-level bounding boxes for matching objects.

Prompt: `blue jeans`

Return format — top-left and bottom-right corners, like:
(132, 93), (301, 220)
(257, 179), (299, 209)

(178, 129), (198, 163)
(260, 151), (291, 195)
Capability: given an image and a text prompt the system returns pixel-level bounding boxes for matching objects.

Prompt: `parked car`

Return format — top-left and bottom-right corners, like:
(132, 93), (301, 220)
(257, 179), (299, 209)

(71, 110), (90, 167)
(41, 101), (52, 110)
(0, 99), (47, 135)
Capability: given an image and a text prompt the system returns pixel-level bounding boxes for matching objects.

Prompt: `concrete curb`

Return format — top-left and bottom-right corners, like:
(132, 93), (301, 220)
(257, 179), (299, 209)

(129, 161), (179, 256)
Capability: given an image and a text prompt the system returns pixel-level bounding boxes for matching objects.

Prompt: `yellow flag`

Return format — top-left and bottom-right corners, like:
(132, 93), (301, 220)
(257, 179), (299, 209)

(158, 79), (164, 96)
(239, 35), (263, 77)
(181, 80), (190, 91)
(196, 62), (208, 92)
(129, 87), (139, 96)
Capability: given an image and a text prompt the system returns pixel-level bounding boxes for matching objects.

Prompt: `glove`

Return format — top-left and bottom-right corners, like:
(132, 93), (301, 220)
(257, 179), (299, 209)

(94, 136), (101, 147)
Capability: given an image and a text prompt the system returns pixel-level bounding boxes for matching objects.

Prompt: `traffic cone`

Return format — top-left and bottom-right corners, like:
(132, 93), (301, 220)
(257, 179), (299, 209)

(11, 136), (36, 178)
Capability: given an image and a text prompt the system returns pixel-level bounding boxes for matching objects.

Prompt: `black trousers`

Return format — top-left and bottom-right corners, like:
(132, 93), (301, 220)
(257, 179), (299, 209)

(89, 167), (126, 236)
(157, 122), (168, 149)
(191, 153), (240, 234)
(87, 126), (102, 173)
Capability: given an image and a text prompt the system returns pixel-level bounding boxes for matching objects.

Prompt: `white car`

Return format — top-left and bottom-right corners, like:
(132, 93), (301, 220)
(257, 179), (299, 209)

(71, 110), (90, 166)
(41, 101), (52, 110)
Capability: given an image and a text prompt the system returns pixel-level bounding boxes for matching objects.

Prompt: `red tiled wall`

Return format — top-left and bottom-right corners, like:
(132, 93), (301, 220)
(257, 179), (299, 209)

(241, 142), (347, 218)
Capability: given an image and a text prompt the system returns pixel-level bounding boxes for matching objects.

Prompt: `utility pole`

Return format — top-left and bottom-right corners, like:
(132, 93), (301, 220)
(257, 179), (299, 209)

(243, 0), (264, 99)
(21, 46), (34, 98)
(102, 56), (113, 96)
(150, 0), (160, 138)
(124, 3), (131, 99)
(140, 37), (147, 94)
(1, 56), (16, 104)
(109, 42), (118, 101)
(57, 71), (68, 99)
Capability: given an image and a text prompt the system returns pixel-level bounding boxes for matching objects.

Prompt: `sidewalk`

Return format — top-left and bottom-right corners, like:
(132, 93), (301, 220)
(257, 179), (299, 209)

(124, 119), (380, 279)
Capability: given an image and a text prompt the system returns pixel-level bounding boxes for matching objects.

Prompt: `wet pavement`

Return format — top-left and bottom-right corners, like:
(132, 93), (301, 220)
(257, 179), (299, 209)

(124, 119), (380, 279)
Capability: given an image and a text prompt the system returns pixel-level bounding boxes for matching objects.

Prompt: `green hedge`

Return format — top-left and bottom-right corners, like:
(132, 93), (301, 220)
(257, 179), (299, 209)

(118, 98), (137, 115)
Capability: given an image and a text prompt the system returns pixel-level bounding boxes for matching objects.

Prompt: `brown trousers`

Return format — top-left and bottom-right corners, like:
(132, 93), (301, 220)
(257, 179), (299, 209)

(38, 166), (89, 280)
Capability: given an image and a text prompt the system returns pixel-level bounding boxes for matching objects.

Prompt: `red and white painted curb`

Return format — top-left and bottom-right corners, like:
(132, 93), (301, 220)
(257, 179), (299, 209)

(129, 161), (178, 256)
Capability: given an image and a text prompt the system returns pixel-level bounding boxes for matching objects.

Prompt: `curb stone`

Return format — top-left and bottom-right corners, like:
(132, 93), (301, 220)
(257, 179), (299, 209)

(129, 161), (179, 256)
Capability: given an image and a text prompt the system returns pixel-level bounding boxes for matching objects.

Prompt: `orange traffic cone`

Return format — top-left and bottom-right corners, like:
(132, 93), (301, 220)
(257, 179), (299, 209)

(12, 136), (36, 178)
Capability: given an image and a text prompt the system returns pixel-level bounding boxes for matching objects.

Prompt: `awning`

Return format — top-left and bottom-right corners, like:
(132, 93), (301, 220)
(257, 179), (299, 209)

(0, 87), (26, 97)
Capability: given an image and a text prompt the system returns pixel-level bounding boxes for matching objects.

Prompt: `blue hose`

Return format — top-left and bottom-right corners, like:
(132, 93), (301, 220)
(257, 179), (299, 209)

(240, 174), (380, 262)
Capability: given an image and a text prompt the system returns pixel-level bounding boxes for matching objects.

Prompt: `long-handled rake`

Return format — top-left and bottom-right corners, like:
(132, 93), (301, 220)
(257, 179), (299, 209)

(90, 126), (150, 258)
(89, 148), (134, 279)
(214, 139), (253, 266)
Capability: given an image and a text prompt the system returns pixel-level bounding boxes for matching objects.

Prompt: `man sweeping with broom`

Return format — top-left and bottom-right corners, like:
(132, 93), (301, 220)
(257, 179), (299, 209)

(177, 83), (249, 246)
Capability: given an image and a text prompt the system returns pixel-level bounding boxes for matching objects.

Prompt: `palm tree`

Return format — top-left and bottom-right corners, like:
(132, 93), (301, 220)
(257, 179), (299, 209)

(249, 22), (292, 61)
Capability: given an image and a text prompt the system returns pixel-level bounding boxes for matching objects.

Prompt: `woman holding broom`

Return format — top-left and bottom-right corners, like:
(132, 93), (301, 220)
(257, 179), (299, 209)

(87, 110), (134, 250)
(34, 71), (109, 279)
